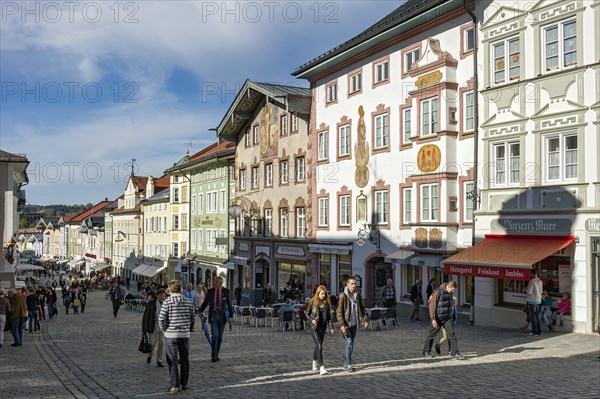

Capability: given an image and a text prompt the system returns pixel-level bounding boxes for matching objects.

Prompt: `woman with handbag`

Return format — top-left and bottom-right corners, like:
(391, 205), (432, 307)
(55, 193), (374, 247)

(142, 289), (166, 367)
(305, 285), (335, 375)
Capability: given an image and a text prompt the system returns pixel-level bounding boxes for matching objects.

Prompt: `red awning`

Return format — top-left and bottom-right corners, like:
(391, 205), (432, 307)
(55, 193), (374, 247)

(443, 235), (574, 281)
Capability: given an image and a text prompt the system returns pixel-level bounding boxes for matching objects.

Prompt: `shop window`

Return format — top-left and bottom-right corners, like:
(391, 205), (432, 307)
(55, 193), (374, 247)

(319, 254), (331, 291)
(338, 255), (352, 295)
(277, 262), (306, 302)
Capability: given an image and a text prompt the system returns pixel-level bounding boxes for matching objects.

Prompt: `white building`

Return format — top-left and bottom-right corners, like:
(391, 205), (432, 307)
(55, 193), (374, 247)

(137, 188), (170, 285)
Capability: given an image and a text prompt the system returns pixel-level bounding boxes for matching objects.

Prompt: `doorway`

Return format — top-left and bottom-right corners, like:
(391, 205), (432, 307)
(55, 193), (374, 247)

(365, 257), (392, 307)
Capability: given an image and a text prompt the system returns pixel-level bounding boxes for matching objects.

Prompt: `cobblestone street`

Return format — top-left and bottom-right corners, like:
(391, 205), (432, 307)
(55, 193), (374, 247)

(1, 289), (599, 398)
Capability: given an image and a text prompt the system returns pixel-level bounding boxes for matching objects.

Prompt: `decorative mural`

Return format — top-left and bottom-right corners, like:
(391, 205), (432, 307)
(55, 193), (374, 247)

(429, 228), (443, 249)
(417, 144), (441, 173)
(260, 102), (279, 159)
(415, 227), (428, 248)
(354, 105), (370, 188)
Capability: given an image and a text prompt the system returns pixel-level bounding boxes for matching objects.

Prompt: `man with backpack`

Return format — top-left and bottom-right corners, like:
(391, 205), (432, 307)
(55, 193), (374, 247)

(423, 280), (464, 360)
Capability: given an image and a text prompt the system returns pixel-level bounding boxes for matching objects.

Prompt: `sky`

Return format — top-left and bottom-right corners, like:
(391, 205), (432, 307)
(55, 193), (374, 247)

(0, 0), (402, 206)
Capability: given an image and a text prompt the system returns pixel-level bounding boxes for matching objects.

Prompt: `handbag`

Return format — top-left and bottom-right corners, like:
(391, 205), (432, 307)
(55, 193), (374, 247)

(138, 333), (152, 354)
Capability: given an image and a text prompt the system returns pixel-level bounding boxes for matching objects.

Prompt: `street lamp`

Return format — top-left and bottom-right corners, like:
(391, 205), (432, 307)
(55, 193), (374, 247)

(357, 223), (380, 250)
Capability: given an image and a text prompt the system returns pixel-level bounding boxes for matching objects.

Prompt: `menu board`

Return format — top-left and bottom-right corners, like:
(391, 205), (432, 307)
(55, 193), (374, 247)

(558, 264), (571, 293)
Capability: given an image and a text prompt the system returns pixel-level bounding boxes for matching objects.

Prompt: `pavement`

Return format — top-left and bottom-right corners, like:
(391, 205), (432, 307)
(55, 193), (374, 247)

(1, 288), (599, 399)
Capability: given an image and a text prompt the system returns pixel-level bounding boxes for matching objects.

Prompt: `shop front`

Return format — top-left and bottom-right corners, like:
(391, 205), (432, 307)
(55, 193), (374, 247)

(308, 242), (353, 296)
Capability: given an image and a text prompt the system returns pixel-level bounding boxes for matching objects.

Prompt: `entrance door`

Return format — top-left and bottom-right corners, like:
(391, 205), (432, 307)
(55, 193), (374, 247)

(592, 237), (600, 333)
(372, 259), (393, 307)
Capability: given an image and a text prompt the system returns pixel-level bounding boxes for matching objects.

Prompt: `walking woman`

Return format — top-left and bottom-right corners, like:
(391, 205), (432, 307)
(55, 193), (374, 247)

(46, 288), (57, 319)
(305, 285), (335, 375)
(142, 289), (166, 367)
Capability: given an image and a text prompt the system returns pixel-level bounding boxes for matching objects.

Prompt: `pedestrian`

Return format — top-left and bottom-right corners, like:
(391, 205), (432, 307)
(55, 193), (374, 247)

(409, 279), (423, 321)
(72, 289), (80, 314)
(26, 288), (39, 333)
(194, 284), (205, 315)
(336, 277), (369, 372)
(37, 287), (46, 322)
(262, 283), (275, 307)
(46, 288), (57, 319)
(556, 292), (571, 327)
(63, 288), (71, 315)
(158, 280), (195, 393)
(235, 283), (242, 306)
(109, 279), (125, 318)
(8, 289), (26, 346)
(142, 289), (166, 367)
(182, 283), (197, 332)
(199, 276), (234, 363)
(423, 280), (464, 360)
(435, 295), (458, 355)
(380, 278), (396, 308)
(0, 288), (11, 348)
(305, 285), (335, 375)
(525, 270), (543, 336)
(79, 290), (87, 314)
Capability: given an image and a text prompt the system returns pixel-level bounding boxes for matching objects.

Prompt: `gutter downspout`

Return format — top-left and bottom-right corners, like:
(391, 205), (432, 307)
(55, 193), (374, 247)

(464, 0), (479, 326)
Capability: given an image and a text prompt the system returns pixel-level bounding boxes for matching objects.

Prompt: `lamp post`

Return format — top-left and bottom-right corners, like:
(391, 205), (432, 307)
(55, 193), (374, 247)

(357, 223), (380, 250)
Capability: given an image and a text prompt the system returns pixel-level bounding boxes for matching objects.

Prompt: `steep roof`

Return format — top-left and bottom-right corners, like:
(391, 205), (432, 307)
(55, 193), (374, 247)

(69, 201), (114, 222)
(131, 176), (149, 191)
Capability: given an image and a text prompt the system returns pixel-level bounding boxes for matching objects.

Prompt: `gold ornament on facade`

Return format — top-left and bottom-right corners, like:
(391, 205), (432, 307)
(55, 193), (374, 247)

(429, 228), (443, 249)
(415, 71), (442, 90)
(354, 105), (370, 188)
(415, 227), (428, 248)
(417, 144), (441, 173)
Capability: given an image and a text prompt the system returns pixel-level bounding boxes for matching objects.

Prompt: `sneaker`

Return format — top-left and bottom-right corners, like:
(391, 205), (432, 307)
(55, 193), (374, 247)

(344, 365), (354, 372)
(312, 360), (318, 371)
(147, 356), (152, 364)
(181, 385), (189, 391)
(423, 352), (434, 359)
(319, 366), (329, 375)
(157, 362), (164, 367)
(451, 353), (465, 360)
(168, 387), (179, 393)
(434, 344), (441, 355)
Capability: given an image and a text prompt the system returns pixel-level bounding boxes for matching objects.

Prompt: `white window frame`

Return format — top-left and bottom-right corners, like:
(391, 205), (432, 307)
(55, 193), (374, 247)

(464, 181), (474, 223)
(182, 214), (188, 230)
(403, 188), (412, 224)
(281, 114), (288, 135)
(464, 91), (474, 132)
(253, 125), (259, 144)
(318, 198), (329, 227)
(172, 214), (179, 230)
(280, 160), (289, 184)
(191, 194), (196, 214)
(296, 157), (305, 182)
(492, 36), (520, 85)
(403, 108), (412, 144)
(220, 189), (226, 211)
(191, 229), (196, 250)
(291, 113), (298, 132)
(339, 124), (350, 156)
(326, 83), (337, 103)
(173, 187), (180, 203)
(543, 19), (577, 73)
(264, 209), (272, 237)
(339, 195), (350, 227)
(207, 191), (218, 213)
(318, 131), (328, 160)
(349, 72), (362, 94)
(197, 229), (202, 250)
(280, 209), (289, 238)
(491, 141), (520, 186)
(265, 164), (273, 186)
(375, 190), (388, 225)
(245, 128), (251, 146)
(421, 97), (438, 137)
(421, 184), (439, 222)
(172, 242), (179, 258)
(464, 27), (474, 53)
(198, 194), (204, 213)
(239, 169), (246, 190)
(374, 60), (389, 84)
(251, 166), (259, 189)
(544, 132), (578, 183)
(404, 48), (421, 73)
(374, 113), (389, 149)
(296, 207), (305, 238)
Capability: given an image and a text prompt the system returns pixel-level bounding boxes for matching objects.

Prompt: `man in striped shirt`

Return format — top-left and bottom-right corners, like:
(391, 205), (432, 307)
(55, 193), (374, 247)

(159, 280), (195, 394)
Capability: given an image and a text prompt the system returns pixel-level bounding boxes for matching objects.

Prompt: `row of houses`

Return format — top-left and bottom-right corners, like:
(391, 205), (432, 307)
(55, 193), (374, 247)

(8, 0), (600, 333)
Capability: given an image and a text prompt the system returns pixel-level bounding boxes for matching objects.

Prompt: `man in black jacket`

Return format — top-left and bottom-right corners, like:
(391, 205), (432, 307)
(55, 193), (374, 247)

(199, 276), (234, 362)
(142, 289), (166, 367)
(423, 281), (463, 360)
(409, 279), (422, 321)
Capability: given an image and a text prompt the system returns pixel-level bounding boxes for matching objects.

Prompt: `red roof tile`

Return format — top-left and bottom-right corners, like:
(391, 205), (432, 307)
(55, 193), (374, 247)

(70, 201), (113, 222)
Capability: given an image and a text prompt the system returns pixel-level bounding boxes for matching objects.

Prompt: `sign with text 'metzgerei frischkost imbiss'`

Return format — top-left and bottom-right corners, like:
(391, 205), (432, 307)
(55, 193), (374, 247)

(444, 264), (531, 281)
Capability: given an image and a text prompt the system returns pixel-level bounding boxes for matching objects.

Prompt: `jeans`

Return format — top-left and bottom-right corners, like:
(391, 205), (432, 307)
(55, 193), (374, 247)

(112, 300), (121, 317)
(0, 314), (6, 345)
(11, 318), (24, 345)
(165, 338), (190, 388)
(410, 300), (421, 320)
(528, 304), (542, 334)
(343, 325), (357, 367)
(423, 320), (459, 356)
(28, 310), (39, 332)
(311, 326), (326, 366)
(210, 318), (226, 358)
(64, 300), (70, 314)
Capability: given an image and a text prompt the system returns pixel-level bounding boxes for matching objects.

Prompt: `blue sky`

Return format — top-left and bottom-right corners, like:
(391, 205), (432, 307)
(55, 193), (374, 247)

(1, 0), (401, 205)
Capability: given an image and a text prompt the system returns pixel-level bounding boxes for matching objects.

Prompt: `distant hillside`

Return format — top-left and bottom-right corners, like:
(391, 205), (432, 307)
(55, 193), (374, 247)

(21, 204), (95, 227)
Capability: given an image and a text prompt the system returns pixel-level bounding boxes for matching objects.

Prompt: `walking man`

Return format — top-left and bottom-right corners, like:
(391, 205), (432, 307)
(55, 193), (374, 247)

(109, 279), (124, 318)
(380, 278), (396, 308)
(158, 280), (195, 393)
(336, 277), (368, 372)
(199, 276), (234, 362)
(182, 283), (197, 332)
(423, 280), (464, 360)
(409, 279), (423, 321)
(525, 269), (543, 336)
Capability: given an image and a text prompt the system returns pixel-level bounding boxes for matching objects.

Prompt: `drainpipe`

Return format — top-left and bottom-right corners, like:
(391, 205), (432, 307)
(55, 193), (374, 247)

(464, 0), (479, 326)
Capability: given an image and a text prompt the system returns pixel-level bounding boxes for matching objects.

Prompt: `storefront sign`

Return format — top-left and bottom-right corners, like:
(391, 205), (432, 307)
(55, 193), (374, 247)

(444, 264), (530, 281)
(276, 246), (305, 257)
(417, 144), (441, 172)
(585, 219), (600, 232)
(201, 217), (213, 225)
(491, 218), (572, 234)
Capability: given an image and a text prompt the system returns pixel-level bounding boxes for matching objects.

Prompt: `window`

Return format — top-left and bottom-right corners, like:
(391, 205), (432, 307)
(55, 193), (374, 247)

(403, 108), (412, 144)
(492, 37), (520, 84)
(339, 195), (350, 227)
(280, 209), (289, 238)
(253, 125), (259, 145)
(544, 19), (576, 72)
(404, 48), (421, 72)
(182, 186), (188, 203)
(182, 214), (188, 230)
(464, 27), (474, 52)
(296, 207), (305, 238)
(375, 190), (388, 225)
(280, 160), (289, 184)
(173, 175), (180, 183)
(197, 229), (202, 249)
(545, 133), (578, 181)
(421, 184), (439, 222)
(281, 114), (288, 136)
(403, 188), (412, 224)
(265, 164), (273, 186)
(207, 230), (217, 251)
(220, 189), (226, 211)
(464, 181), (474, 223)
(239, 169), (246, 190)
(163, 216), (167, 232)
(296, 157), (305, 182)
(492, 142), (520, 185)
(172, 214), (179, 230)
(421, 97), (438, 136)
(338, 255), (352, 294)
(191, 195), (196, 214)
(318, 131), (328, 160)
(251, 167), (259, 189)
(264, 209), (272, 237)
(326, 83), (337, 103)
(374, 114), (389, 149)
(318, 197), (329, 227)
(291, 113), (298, 132)
(464, 91), (474, 131)
(198, 194), (203, 213)
(219, 229), (226, 252)
(339, 124), (350, 156)
(245, 128), (251, 146)
(173, 188), (180, 203)
(191, 229), (196, 250)
(172, 242), (179, 258)
(374, 60), (389, 84)
(207, 192), (218, 213)
(349, 72), (362, 94)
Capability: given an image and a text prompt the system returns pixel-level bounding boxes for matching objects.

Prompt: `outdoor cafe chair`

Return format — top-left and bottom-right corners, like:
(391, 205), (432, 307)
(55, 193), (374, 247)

(369, 309), (384, 331)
